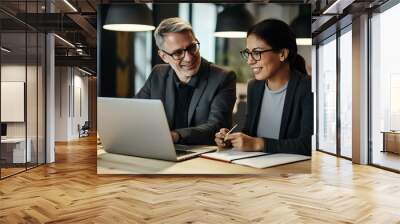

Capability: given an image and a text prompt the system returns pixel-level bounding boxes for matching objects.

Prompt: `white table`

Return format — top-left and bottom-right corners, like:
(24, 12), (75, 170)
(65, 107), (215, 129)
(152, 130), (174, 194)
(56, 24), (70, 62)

(1, 138), (31, 163)
(97, 149), (311, 175)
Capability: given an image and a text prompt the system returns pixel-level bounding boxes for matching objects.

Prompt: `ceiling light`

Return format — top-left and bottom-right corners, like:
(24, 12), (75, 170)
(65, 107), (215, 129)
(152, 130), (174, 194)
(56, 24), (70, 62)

(214, 31), (247, 38)
(1, 47), (11, 53)
(63, 0), (78, 12)
(322, 0), (353, 15)
(103, 4), (155, 32)
(75, 42), (85, 48)
(290, 5), (312, 46)
(296, 38), (312, 46)
(54, 34), (75, 48)
(76, 48), (85, 55)
(103, 24), (155, 32)
(215, 5), (254, 38)
(78, 67), (92, 76)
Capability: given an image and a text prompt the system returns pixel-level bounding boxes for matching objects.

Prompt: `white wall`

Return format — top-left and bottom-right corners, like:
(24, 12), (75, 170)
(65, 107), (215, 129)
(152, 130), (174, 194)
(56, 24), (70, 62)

(72, 72), (89, 138)
(1, 65), (28, 140)
(1, 63), (46, 163)
(1, 65), (39, 137)
(55, 67), (89, 141)
(55, 67), (69, 141)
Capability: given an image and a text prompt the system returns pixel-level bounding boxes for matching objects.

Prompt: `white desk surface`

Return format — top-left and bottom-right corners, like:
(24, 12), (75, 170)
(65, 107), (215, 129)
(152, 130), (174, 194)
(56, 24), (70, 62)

(97, 149), (311, 175)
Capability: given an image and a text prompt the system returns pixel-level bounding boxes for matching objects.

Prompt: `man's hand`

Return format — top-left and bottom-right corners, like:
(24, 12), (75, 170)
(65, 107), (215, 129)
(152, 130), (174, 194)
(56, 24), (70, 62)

(224, 132), (264, 152)
(171, 131), (180, 143)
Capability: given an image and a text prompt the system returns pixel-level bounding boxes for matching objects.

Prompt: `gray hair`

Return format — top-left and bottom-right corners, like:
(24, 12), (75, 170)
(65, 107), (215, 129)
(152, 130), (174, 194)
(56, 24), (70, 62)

(154, 17), (195, 50)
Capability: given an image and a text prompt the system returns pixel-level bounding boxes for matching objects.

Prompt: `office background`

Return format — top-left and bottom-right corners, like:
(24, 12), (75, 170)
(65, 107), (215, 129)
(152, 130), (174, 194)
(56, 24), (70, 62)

(1, 1), (400, 222)
(313, 1), (400, 171)
(0, 0), (399, 176)
(0, 0), (97, 179)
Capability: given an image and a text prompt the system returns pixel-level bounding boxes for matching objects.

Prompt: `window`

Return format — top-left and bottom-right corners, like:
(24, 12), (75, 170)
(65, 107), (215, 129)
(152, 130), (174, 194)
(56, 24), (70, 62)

(370, 2), (400, 171)
(339, 28), (352, 158)
(192, 3), (217, 62)
(317, 36), (337, 154)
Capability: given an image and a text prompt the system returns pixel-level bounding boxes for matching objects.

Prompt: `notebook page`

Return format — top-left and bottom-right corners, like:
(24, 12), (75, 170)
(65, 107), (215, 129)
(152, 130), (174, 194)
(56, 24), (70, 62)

(201, 149), (267, 162)
(233, 153), (310, 168)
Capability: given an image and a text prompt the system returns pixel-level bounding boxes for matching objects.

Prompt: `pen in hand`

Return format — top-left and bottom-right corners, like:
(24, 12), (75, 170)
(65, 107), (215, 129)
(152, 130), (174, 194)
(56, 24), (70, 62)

(224, 124), (238, 142)
(216, 124), (238, 152)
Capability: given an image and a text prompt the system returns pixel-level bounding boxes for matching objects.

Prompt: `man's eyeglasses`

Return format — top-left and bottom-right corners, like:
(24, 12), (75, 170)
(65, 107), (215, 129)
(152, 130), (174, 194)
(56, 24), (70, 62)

(162, 42), (200, 60)
(240, 49), (276, 61)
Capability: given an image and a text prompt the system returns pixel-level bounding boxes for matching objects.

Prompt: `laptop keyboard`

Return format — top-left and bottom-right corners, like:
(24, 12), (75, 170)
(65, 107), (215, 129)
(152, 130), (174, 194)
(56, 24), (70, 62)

(175, 150), (195, 157)
(175, 144), (190, 150)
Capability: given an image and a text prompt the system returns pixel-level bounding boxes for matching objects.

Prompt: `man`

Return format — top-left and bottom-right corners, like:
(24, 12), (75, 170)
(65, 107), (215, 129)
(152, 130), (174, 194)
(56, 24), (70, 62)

(136, 17), (236, 145)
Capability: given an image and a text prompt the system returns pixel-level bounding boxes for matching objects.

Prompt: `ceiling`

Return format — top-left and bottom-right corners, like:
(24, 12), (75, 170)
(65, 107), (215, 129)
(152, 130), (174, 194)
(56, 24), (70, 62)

(1, 0), (99, 72)
(0, 0), (391, 74)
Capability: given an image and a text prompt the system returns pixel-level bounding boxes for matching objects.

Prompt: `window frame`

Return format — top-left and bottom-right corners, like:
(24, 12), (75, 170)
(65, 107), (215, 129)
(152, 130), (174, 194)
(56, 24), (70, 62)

(315, 21), (353, 161)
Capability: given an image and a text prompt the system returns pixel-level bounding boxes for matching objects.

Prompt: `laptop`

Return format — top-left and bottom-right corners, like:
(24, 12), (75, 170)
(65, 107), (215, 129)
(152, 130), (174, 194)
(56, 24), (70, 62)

(97, 97), (217, 161)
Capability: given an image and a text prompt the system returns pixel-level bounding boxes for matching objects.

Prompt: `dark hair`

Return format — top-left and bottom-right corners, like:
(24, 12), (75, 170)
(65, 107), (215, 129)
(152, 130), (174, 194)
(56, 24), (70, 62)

(247, 19), (307, 75)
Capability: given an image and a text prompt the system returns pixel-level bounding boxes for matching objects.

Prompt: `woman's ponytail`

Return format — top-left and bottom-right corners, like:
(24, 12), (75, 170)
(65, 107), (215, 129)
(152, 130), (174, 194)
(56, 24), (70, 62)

(291, 54), (308, 75)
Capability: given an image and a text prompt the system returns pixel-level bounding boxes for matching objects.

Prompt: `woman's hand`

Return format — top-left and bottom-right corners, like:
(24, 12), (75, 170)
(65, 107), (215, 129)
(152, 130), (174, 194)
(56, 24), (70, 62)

(215, 128), (231, 150)
(225, 132), (265, 152)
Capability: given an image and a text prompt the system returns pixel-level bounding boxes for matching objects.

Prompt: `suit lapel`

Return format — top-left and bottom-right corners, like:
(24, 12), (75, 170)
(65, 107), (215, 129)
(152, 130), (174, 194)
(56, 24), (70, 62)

(279, 71), (299, 138)
(250, 80), (265, 135)
(188, 60), (209, 125)
(164, 68), (175, 128)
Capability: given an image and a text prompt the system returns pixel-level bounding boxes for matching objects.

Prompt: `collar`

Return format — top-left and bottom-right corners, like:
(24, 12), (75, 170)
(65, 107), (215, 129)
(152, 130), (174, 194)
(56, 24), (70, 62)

(265, 81), (288, 94)
(171, 58), (207, 88)
(173, 71), (199, 88)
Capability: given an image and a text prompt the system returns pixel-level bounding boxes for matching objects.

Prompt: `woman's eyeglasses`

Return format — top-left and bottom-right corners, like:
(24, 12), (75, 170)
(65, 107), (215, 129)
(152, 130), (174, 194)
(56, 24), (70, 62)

(240, 48), (276, 61)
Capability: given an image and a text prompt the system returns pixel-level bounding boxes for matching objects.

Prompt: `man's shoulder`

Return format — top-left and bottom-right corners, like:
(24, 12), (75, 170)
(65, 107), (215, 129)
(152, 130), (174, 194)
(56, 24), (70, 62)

(147, 64), (171, 81)
(151, 64), (170, 75)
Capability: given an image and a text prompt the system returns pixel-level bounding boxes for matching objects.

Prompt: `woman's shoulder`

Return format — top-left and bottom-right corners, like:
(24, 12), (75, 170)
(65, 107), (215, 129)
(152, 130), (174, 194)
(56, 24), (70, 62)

(247, 79), (264, 88)
(246, 79), (268, 106)
(293, 70), (311, 90)
(292, 72), (312, 99)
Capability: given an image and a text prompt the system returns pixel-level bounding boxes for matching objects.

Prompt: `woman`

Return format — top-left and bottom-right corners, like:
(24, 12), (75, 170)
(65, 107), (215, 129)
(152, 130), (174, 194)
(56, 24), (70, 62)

(215, 19), (313, 156)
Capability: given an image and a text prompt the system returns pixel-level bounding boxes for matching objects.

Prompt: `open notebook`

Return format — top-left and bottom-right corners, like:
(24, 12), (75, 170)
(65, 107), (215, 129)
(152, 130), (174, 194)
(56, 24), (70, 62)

(201, 149), (310, 169)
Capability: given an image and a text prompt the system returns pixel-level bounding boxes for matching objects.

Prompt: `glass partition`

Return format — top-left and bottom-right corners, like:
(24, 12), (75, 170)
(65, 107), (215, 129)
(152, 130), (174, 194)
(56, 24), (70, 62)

(317, 36), (337, 155)
(339, 28), (352, 158)
(0, 1), (46, 179)
(370, 3), (400, 171)
(1, 29), (28, 178)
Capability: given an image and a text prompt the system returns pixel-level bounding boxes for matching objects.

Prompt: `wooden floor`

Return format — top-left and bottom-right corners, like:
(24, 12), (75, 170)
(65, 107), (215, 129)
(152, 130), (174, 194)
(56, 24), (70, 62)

(1, 135), (400, 223)
(1, 163), (45, 178)
(0, 167), (26, 178)
(372, 150), (400, 171)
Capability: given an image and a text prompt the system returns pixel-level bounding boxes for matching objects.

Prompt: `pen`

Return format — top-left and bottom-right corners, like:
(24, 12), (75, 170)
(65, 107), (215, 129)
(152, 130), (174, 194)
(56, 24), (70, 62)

(216, 124), (238, 152)
(224, 124), (238, 142)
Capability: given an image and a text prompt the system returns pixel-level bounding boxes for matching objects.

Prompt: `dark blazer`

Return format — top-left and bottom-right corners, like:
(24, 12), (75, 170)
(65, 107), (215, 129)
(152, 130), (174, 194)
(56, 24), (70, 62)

(243, 70), (313, 156)
(135, 58), (237, 145)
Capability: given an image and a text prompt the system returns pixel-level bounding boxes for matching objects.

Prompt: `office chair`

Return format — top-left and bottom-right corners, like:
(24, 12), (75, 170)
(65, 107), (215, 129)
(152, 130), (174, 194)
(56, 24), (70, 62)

(79, 121), (90, 138)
